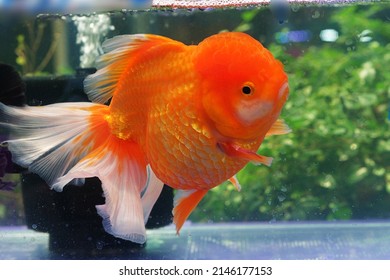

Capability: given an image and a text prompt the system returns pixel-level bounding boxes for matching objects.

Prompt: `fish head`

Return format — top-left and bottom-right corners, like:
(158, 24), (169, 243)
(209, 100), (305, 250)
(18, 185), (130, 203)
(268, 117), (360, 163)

(195, 32), (289, 141)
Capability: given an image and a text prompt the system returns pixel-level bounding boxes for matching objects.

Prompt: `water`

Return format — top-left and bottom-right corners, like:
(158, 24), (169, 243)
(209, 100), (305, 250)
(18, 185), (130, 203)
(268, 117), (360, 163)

(0, 1), (389, 259)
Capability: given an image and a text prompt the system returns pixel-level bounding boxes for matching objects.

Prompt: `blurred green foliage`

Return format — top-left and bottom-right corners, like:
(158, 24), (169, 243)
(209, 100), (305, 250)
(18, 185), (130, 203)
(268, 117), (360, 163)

(15, 20), (60, 76)
(191, 5), (390, 223)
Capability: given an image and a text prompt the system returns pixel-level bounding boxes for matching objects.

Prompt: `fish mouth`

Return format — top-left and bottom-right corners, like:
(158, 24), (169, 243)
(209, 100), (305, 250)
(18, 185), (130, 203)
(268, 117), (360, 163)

(235, 100), (273, 125)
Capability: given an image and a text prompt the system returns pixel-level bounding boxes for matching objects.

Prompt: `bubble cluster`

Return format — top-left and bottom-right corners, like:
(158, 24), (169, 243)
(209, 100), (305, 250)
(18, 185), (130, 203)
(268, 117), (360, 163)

(152, 0), (374, 8)
(153, 0), (268, 8)
(72, 14), (115, 68)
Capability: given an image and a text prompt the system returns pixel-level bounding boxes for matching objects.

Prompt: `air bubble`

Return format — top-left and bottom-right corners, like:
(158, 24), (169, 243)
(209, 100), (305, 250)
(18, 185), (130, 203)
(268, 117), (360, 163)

(96, 241), (104, 250)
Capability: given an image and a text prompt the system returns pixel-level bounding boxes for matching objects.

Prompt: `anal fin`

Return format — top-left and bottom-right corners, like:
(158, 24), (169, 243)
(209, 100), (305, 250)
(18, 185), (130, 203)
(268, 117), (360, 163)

(173, 189), (208, 234)
(228, 175), (242, 191)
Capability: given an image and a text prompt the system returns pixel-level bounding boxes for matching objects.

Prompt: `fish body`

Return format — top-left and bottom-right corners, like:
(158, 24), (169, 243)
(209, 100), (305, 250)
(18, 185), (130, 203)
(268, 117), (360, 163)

(0, 32), (290, 243)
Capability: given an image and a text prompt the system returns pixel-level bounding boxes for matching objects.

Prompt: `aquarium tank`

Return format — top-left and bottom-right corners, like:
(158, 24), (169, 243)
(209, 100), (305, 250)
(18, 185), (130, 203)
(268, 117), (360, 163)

(0, 0), (389, 260)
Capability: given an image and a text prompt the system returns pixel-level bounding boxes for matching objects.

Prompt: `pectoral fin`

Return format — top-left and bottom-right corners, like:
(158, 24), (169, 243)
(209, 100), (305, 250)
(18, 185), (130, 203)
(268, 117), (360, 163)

(217, 142), (273, 166)
(266, 119), (291, 136)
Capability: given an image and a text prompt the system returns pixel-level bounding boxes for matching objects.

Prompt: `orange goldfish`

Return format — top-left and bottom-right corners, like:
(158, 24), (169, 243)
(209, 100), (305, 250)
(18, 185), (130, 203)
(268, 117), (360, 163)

(0, 32), (290, 244)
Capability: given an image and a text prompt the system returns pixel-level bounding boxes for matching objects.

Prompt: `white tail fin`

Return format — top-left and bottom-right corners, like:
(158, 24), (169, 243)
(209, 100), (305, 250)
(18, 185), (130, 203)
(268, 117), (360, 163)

(0, 102), (100, 186)
(0, 102), (164, 243)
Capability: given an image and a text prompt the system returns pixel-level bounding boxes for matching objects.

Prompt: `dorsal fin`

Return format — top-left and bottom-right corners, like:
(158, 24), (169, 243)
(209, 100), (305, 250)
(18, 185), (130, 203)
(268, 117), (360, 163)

(84, 34), (184, 104)
(266, 118), (291, 136)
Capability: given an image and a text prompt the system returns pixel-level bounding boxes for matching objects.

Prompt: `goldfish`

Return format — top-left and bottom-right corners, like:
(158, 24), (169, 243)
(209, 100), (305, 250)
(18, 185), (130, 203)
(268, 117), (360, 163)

(0, 32), (290, 244)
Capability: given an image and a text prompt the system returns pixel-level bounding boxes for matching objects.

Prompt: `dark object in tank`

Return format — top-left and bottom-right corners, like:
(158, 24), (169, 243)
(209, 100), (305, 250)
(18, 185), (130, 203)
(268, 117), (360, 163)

(0, 63), (26, 106)
(17, 69), (173, 253)
(0, 152), (16, 191)
(270, 0), (290, 24)
(0, 63), (26, 190)
(0, 142), (16, 191)
(22, 173), (173, 254)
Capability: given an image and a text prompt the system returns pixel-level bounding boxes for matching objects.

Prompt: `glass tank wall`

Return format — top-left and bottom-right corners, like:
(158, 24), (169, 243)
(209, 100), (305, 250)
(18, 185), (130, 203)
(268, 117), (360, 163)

(0, 0), (389, 259)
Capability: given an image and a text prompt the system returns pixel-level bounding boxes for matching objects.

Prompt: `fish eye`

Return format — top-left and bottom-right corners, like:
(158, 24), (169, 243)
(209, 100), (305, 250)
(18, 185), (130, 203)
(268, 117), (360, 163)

(241, 83), (254, 95)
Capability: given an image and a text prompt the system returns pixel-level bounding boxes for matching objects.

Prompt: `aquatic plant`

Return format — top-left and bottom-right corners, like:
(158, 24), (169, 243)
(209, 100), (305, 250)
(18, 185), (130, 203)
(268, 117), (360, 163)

(15, 20), (59, 75)
(0, 171), (23, 225)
